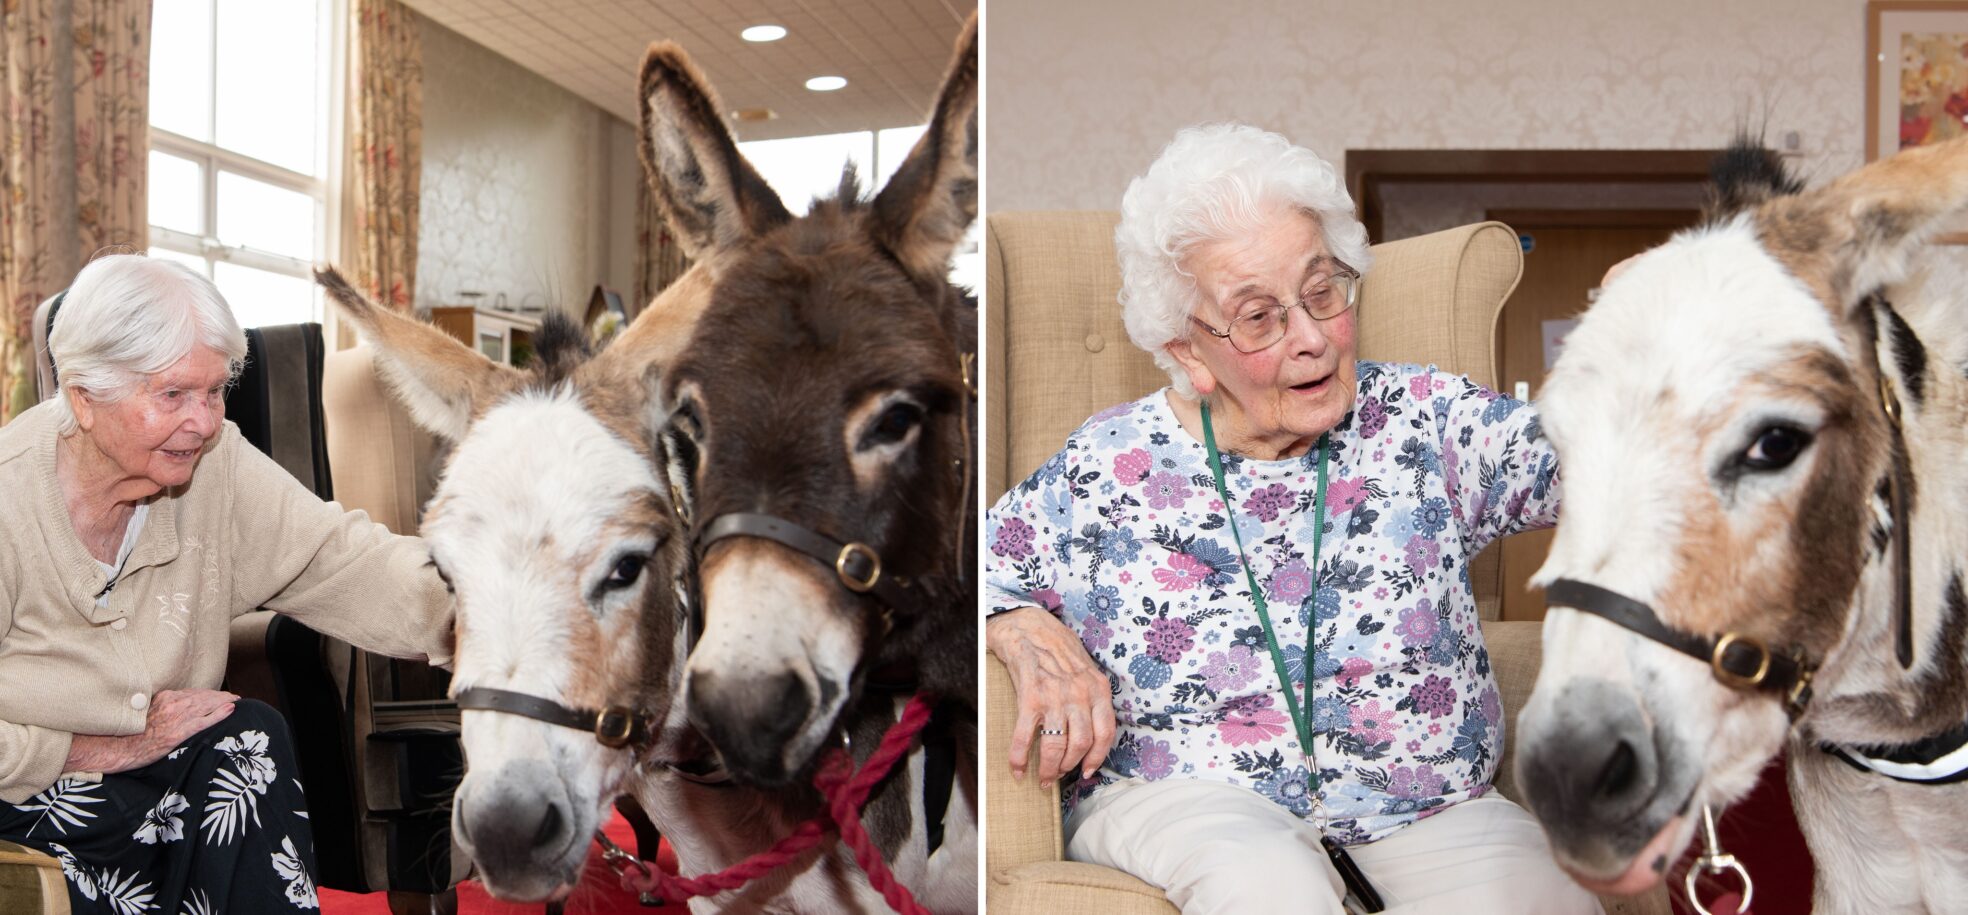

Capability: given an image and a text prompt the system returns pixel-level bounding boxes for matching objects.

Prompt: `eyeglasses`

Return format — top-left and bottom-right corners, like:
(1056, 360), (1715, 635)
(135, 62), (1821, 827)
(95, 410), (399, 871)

(1189, 264), (1361, 354)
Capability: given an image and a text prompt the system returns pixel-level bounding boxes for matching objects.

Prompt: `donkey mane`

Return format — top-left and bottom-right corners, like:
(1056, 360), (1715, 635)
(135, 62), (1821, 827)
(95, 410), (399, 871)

(1705, 136), (1805, 223)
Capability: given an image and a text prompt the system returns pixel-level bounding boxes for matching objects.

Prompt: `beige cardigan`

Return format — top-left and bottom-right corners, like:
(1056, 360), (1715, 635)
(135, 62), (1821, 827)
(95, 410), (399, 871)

(0, 400), (454, 803)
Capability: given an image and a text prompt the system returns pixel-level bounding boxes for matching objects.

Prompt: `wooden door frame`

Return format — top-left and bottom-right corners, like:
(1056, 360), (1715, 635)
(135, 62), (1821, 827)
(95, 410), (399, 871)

(1344, 149), (1718, 240)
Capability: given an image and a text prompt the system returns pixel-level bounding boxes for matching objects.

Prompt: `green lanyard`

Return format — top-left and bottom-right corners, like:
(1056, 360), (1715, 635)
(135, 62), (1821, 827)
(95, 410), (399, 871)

(1200, 400), (1329, 771)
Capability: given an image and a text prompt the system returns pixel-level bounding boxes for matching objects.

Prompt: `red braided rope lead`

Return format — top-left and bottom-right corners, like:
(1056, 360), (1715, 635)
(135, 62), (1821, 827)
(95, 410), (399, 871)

(816, 696), (935, 915)
(617, 694), (936, 912)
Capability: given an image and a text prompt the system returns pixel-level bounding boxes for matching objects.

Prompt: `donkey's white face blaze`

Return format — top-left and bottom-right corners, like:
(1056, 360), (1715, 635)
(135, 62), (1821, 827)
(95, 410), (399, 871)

(429, 391), (668, 902)
(1519, 219), (1859, 890)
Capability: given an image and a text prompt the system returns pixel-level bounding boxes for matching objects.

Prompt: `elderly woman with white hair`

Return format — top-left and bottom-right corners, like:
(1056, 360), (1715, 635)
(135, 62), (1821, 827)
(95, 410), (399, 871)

(0, 254), (453, 913)
(984, 124), (1596, 914)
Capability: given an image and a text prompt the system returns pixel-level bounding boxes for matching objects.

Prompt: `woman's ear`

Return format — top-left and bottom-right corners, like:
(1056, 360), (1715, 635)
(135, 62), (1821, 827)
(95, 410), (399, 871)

(1165, 338), (1216, 397)
(67, 386), (97, 434)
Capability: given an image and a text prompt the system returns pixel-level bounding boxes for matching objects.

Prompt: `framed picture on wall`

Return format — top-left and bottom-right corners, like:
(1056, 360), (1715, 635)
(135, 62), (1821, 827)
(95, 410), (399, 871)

(1869, 1), (1968, 160)
(1869, 1), (1968, 241)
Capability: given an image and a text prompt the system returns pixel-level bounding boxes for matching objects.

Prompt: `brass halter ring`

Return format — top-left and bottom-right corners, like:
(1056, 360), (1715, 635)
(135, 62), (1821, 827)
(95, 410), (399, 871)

(1709, 632), (1772, 690)
(594, 706), (639, 749)
(836, 542), (882, 592)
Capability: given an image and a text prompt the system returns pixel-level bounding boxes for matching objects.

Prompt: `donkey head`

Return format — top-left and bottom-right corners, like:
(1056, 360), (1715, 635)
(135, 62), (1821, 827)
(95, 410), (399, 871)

(637, 14), (977, 786)
(1515, 136), (1968, 893)
(318, 269), (702, 902)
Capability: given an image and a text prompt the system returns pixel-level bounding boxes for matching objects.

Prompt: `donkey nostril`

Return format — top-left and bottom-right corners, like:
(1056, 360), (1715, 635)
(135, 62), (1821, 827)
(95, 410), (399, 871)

(1595, 740), (1638, 798)
(532, 802), (564, 850)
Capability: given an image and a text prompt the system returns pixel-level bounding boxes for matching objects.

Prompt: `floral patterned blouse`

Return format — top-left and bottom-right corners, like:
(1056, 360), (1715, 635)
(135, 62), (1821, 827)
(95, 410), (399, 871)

(985, 362), (1561, 844)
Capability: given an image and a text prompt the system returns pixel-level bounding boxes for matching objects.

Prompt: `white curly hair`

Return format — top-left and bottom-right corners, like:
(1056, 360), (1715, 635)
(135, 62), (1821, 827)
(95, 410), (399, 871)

(46, 254), (247, 436)
(1115, 123), (1372, 398)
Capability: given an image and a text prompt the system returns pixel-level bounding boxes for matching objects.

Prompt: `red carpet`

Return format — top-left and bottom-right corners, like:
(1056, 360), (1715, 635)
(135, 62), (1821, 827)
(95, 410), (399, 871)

(320, 812), (679, 914)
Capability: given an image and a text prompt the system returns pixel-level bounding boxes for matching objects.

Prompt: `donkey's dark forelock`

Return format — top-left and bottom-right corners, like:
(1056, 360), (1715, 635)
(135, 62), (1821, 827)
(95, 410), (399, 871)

(529, 311), (595, 388)
(1705, 136), (1806, 224)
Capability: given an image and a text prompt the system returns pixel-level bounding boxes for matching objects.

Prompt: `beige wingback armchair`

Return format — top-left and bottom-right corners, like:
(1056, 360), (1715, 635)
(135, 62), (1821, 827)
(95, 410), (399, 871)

(982, 211), (1670, 915)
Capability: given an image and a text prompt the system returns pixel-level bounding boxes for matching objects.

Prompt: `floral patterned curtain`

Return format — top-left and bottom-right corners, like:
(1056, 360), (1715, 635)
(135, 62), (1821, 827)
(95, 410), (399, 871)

(346, 0), (421, 312)
(634, 177), (689, 308)
(0, 0), (150, 424)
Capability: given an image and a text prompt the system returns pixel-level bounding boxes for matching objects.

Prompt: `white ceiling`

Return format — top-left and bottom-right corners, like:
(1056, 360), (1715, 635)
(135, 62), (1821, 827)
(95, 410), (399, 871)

(400, 0), (975, 142)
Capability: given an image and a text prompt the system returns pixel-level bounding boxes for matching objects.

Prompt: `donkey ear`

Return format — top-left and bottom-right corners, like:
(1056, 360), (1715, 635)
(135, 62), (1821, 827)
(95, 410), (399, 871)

(314, 267), (520, 440)
(1757, 135), (1968, 309)
(637, 42), (791, 259)
(870, 12), (978, 282)
(592, 261), (713, 389)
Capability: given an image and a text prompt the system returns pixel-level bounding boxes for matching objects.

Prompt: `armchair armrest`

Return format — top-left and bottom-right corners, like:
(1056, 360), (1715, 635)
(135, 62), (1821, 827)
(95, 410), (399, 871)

(985, 650), (1064, 872)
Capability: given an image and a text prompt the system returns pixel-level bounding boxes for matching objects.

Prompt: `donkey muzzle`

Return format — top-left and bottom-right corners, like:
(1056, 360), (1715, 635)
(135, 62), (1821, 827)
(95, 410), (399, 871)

(1515, 678), (1684, 878)
(686, 668), (822, 786)
(453, 759), (584, 901)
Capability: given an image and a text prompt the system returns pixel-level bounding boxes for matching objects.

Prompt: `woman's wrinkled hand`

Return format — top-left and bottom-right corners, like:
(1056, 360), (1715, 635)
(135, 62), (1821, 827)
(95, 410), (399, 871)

(987, 606), (1116, 783)
(66, 688), (237, 774)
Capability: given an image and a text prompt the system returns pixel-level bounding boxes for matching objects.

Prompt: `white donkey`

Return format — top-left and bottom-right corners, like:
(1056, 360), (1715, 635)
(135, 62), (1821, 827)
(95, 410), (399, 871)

(1514, 137), (1968, 913)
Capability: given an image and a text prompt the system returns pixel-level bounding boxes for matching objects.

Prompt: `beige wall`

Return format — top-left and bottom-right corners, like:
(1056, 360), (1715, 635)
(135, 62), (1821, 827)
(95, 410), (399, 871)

(985, 0), (1870, 213)
(416, 15), (640, 317)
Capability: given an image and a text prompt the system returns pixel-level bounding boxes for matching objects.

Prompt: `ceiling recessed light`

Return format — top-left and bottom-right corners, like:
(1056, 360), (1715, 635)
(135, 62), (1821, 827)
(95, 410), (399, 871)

(805, 75), (847, 92)
(741, 24), (786, 42)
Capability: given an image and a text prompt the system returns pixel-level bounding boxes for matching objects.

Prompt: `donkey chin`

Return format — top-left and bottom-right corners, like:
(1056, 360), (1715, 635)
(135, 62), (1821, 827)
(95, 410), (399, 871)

(451, 718), (625, 902)
(683, 543), (864, 786)
(1513, 625), (1793, 895)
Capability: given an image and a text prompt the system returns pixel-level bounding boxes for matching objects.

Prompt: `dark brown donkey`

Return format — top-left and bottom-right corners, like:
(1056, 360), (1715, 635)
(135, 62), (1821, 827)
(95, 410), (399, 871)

(639, 13), (979, 908)
(645, 24), (977, 772)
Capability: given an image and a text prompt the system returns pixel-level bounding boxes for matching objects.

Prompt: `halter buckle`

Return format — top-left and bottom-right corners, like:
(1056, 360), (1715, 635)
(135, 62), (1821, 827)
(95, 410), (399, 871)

(836, 542), (882, 592)
(1710, 633), (1772, 690)
(1881, 374), (1903, 428)
(1785, 667), (1815, 712)
(595, 706), (637, 748)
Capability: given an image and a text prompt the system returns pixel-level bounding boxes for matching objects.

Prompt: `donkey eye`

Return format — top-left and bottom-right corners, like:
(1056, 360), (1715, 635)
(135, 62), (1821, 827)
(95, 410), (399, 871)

(604, 553), (648, 591)
(861, 402), (924, 450)
(1742, 425), (1812, 471)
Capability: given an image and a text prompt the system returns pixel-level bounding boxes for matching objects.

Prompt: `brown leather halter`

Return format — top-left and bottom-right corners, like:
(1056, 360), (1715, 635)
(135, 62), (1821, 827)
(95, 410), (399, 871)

(1546, 295), (1918, 721)
(454, 685), (655, 750)
(1545, 579), (1821, 717)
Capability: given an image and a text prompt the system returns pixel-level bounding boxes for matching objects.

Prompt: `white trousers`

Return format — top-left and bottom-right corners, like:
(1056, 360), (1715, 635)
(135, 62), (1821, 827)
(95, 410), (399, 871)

(1064, 777), (1602, 915)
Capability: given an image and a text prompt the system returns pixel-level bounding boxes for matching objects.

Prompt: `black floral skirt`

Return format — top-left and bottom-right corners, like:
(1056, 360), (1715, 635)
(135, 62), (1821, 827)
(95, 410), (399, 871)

(0, 699), (319, 914)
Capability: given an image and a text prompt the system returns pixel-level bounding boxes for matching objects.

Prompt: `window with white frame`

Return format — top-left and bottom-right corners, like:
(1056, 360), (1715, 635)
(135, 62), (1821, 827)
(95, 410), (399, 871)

(737, 125), (981, 294)
(148, 0), (335, 328)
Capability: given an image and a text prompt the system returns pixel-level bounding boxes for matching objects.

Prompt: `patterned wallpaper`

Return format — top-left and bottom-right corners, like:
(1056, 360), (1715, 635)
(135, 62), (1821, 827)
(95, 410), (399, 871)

(416, 16), (639, 316)
(985, 0), (1874, 214)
